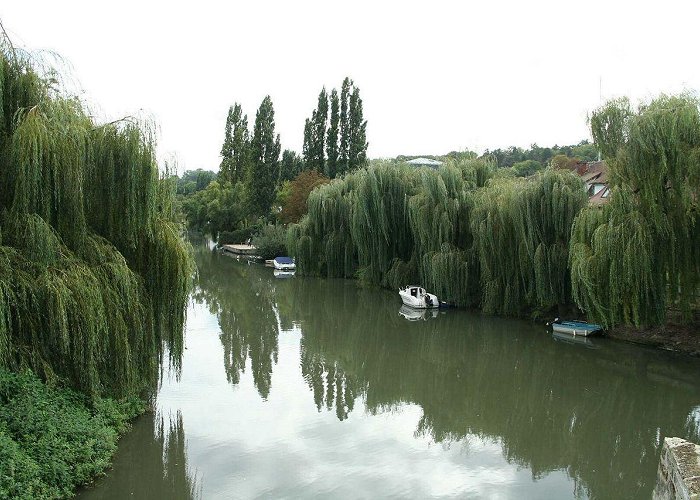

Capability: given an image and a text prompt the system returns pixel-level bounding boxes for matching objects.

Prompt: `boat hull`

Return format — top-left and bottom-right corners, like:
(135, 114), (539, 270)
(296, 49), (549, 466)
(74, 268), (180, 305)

(552, 323), (602, 337)
(399, 292), (439, 309)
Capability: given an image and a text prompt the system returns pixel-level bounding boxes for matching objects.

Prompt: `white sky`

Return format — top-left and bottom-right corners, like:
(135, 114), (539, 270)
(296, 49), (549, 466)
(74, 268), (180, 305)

(2, 1), (699, 172)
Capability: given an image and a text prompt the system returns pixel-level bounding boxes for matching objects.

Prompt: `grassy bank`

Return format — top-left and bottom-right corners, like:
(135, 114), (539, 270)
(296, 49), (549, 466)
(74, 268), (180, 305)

(0, 369), (145, 499)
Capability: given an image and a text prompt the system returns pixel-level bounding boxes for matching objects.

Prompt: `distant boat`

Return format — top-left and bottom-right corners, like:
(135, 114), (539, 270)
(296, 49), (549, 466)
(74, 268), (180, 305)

(399, 285), (439, 309)
(550, 319), (603, 337)
(273, 257), (296, 271)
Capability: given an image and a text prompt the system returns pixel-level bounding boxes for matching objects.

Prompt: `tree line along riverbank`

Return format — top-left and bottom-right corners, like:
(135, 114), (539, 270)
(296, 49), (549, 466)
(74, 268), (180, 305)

(287, 94), (700, 336)
(0, 35), (193, 496)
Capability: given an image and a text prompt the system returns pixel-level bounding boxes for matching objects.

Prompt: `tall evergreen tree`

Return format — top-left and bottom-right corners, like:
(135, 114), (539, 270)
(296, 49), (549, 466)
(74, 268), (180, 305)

(219, 103), (249, 184)
(302, 88), (329, 172)
(312, 87), (328, 171)
(247, 96), (281, 218)
(326, 89), (340, 178)
(338, 77), (352, 175)
(348, 86), (368, 170)
(302, 115), (313, 168)
(220, 106), (235, 180)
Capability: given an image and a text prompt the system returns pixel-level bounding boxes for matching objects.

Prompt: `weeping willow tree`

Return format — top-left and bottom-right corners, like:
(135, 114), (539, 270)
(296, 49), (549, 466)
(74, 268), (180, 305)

(570, 94), (700, 327)
(407, 159), (493, 306)
(289, 158), (497, 306)
(0, 39), (193, 397)
(471, 169), (587, 315)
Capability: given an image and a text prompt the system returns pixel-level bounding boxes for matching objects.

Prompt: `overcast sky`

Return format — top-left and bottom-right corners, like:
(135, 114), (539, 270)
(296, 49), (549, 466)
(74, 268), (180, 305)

(2, 1), (699, 172)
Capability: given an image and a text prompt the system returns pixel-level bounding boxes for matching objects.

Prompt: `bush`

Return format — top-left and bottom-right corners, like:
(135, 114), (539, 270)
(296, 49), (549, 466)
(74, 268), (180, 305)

(251, 225), (288, 259)
(218, 225), (261, 245)
(0, 369), (145, 499)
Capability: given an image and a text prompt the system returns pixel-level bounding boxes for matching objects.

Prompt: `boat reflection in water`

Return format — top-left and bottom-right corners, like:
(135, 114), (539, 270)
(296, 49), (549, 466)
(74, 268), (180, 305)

(398, 304), (439, 321)
(552, 330), (601, 349)
(273, 269), (296, 279)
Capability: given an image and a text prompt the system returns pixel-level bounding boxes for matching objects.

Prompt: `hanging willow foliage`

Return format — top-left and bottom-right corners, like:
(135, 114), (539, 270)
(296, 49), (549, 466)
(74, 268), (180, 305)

(0, 40), (193, 397)
(471, 169), (587, 315)
(289, 159), (498, 307)
(571, 94), (700, 327)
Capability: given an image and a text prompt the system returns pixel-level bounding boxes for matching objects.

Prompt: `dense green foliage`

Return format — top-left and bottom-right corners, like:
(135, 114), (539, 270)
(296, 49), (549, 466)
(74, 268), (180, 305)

(289, 159), (586, 314)
(247, 96), (281, 218)
(251, 225), (288, 260)
(0, 41), (193, 395)
(279, 170), (330, 224)
(180, 180), (245, 236)
(219, 103), (249, 184)
(483, 140), (598, 168)
(570, 94), (700, 327)
(303, 78), (368, 178)
(175, 169), (216, 195)
(292, 93), (699, 327)
(0, 369), (143, 499)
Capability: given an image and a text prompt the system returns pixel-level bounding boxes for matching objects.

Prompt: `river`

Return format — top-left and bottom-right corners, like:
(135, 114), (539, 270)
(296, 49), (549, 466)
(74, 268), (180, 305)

(80, 240), (700, 499)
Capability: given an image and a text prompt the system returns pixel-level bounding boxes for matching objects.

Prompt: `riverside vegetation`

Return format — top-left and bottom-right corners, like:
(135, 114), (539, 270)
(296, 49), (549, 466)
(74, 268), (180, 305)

(289, 93), (700, 330)
(0, 35), (193, 497)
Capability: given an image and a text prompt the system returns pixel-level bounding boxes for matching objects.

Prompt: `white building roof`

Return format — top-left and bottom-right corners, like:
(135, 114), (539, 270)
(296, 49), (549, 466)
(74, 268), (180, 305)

(406, 157), (443, 167)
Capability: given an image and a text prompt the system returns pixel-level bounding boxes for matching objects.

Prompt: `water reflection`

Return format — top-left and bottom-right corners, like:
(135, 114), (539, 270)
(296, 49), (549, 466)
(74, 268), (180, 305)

(399, 304), (440, 321)
(88, 241), (700, 499)
(194, 248), (279, 398)
(80, 411), (199, 499)
(282, 268), (700, 499)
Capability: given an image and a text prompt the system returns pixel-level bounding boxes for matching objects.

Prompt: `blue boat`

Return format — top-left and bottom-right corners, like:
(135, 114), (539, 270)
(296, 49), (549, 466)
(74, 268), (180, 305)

(550, 319), (603, 337)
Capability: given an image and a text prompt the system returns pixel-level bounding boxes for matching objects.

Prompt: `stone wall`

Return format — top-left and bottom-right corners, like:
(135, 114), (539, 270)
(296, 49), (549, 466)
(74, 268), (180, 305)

(654, 437), (700, 500)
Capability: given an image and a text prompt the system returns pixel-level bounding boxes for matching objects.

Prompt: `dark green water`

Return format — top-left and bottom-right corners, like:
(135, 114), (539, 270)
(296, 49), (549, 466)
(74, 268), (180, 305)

(80, 242), (700, 499)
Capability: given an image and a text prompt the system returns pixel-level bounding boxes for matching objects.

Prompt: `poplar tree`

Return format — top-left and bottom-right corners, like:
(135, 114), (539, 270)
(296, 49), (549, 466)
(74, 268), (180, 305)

(247, 96), (281, 218)
(302, 116), (313, 168)
(220, 106), (235, 180)
(219, 103), (249, 184)
(302, 88), (329, 172)
(348, 86), (368, 170)
(326, 89), (340, 178)
(313, 87), (328, 171)
(338, 77), (352, 175)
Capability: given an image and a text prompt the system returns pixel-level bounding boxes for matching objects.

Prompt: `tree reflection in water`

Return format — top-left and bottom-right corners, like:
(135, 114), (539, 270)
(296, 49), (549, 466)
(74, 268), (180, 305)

(190, 239), (700, 499)
(192, 242), (279, 398)
(286, 272), (700, 499)
(80, 410), (200, 499)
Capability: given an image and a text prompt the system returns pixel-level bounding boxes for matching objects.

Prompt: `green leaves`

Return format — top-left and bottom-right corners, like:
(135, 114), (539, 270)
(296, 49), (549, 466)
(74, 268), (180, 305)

(572, 93), (700, 327)
(0, 42), (194, 397)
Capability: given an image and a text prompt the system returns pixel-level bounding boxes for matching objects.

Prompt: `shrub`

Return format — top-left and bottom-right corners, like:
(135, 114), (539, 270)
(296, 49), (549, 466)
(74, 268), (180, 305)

(252, 225), (288, 259)
(0, 369), (144, 498)
(218, 225), (261, 245)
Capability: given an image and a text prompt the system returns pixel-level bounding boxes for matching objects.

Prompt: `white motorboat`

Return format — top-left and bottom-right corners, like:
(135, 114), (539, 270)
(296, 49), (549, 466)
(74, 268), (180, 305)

(273, 256), (296, 271)
(399, 285), (439, 309)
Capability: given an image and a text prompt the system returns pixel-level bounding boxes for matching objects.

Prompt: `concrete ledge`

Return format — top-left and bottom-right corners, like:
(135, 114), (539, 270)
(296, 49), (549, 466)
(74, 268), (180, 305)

(654, 437), (700, 500)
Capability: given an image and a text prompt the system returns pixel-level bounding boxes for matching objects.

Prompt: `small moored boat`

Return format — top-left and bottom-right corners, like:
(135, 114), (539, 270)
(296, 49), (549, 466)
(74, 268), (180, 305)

(550, 318), (603, 337)
(273, 256), (296, 271)
(399, 285), (439, 309)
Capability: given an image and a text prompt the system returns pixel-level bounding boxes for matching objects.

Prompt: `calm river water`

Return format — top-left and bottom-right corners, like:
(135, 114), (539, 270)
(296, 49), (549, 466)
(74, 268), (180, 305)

(80, 240), (700, 499)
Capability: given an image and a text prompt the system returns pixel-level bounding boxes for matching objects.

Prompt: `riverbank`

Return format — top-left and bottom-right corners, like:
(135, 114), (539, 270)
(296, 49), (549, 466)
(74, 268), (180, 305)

(0, 369), (145, 499)
(608, 317), (700, 358)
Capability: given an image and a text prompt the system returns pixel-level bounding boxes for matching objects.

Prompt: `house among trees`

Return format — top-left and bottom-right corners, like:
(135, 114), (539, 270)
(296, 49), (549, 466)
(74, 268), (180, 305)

(560, 159), (610, 204)
(406, 157), (443, 169)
